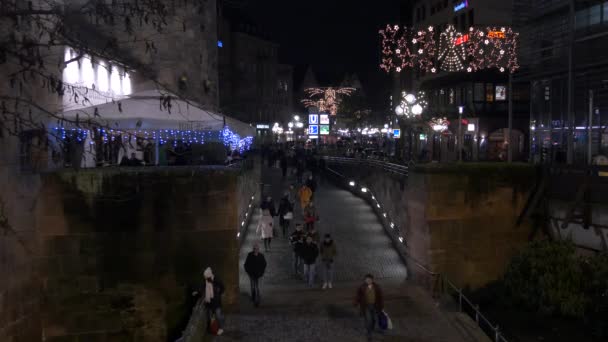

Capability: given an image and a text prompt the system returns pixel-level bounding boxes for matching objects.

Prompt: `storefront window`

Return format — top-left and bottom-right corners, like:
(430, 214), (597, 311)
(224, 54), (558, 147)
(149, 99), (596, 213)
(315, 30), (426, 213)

(486, 84), (494, 102)
(495, 85), (507, 101)
(474, 83), (484, 102)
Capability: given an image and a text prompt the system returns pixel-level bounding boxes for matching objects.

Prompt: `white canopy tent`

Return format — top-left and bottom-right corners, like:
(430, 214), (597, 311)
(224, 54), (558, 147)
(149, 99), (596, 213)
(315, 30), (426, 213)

(58, 89), (254, 137)
(55, 89), (254, 168)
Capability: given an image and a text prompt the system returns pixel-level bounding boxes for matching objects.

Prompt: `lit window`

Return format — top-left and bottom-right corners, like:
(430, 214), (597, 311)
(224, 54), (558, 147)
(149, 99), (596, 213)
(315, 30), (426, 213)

(590, 4), (601, 26)
(81, 56), (94, 88)
(122, 72), (132, 95)
(97, 61), (109, 92)
(63, 49), (79, 85)
(110, 65), (121, 94)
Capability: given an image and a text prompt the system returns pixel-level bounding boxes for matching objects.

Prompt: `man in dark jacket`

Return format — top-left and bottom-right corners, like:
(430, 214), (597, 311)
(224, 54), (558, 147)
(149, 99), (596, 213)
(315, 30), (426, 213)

(305, 175), (317, 194)
(278, 193), (294, 237)
(244, 243), (267, 306)
(300, 236), (319, 287)
(260, 196), (276, 218)
(354, 274), (384, 341)
(289, 224), (306, 275)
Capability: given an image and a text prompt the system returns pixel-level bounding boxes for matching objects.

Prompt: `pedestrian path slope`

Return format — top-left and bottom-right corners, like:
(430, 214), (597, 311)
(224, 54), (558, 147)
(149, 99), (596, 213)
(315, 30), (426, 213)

(215, 167), (470, 342)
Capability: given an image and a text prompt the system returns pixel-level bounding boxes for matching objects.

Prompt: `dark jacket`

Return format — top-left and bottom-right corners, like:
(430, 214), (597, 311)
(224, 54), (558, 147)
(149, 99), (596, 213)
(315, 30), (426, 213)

(278, 197), (293, 217)
(289, 229), (306, 252)
(199, 279), (225, 310)
(300, 242), (319, 265)
(261, 200), (276, 217)
(305, 178), (316, 193)
(320, 239), (337, 262)
(244, 251), (267, 279)
(307, 230), (320, 244)
(354, 283), (384, 313)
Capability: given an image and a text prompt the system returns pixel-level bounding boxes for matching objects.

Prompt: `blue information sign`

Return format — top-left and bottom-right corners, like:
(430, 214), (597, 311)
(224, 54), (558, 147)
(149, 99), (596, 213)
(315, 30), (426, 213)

(309, 114), (319, 125)
(393, 129), (401, 139)
(309, 125), (319, 135)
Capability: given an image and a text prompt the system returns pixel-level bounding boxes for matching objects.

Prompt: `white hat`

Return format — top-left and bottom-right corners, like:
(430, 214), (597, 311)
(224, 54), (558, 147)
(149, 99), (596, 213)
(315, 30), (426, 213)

(203, 267), (214, 279)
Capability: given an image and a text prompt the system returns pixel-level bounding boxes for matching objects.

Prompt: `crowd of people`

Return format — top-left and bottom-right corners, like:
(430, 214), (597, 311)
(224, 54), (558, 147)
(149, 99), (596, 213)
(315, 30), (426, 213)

(196, 143), (388, 341)
(252, 143), (335, 290)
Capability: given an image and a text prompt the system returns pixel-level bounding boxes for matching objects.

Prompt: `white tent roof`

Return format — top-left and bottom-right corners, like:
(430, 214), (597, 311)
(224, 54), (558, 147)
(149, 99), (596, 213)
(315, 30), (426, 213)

(58, 89), (254, 137)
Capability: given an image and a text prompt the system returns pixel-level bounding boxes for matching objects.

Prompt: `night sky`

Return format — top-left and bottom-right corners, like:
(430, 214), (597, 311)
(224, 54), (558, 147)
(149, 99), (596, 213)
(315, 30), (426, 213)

(239, 0), (404, 109)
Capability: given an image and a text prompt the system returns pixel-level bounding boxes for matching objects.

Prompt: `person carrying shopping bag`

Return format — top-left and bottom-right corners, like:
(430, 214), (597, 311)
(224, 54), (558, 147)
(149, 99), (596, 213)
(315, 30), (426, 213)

(278, 192), (294, 237)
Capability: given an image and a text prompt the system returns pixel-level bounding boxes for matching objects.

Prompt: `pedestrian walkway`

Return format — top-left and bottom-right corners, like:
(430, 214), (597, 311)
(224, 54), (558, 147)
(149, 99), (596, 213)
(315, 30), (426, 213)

(215, 166), (476, 342)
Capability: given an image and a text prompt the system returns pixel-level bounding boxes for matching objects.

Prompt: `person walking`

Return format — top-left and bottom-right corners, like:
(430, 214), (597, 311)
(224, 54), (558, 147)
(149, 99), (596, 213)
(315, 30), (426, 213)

(296, 158), (305, 184)
(256, 209), (274, 252)
(320, 233), (337, 289)
(289, 224), (306, 276)
(307, 224), (320, 245)
(244, 243), (267, 307)
(195, 267), (225, 336)
(260, 196), (276, 218)
(278, 192), (294, 237)
(306, 175), (317, 194)
(280, 153), (288, 178)
(304, 201), (318, 231)
(298, 184), (313, 215)
(354, 274), (384, 341)
(300, 236), (319, 287)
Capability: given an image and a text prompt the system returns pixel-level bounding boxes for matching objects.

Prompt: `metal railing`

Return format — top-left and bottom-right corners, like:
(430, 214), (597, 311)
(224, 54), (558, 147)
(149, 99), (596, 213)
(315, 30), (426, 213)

(323, 165), (510, 342)
(322, 156), (409, 176)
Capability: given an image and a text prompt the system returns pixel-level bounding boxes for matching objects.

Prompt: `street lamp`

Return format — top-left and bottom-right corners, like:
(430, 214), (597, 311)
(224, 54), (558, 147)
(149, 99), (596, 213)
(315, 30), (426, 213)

(288, 122), (294, 129)
(458, 106), (464, 162)
(395, 91), (427, 118)
(405, 93), (416, 104)
(294, 115), (300, 122)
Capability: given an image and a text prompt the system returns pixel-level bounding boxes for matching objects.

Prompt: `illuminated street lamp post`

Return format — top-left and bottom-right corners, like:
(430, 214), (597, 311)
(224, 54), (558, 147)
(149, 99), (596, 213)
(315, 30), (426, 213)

(394, 91), (427, 161)
(458, 106), (464, 162)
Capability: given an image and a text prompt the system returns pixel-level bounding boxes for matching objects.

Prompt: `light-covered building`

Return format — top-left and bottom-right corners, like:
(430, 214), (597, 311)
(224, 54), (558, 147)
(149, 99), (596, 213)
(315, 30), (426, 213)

(404, 0), (529, 162)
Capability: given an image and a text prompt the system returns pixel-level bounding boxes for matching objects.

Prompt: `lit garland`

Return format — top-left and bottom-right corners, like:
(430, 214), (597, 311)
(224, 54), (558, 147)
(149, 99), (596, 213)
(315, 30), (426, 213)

(429, 117), (450, 132)
(301, 87), (356, 115)
(51, 126), (254, 153)
(438, 26), (466, 72)
(379, 24), (519, 73)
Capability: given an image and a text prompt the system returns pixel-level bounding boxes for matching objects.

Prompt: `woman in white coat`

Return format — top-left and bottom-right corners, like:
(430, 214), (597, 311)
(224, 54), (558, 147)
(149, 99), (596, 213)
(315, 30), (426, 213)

(257, 209), (274, 252)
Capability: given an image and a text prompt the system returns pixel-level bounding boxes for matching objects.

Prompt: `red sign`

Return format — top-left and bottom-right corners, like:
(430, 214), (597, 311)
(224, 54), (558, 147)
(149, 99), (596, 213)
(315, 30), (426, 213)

(455, 34), (469, 46)
(488, 31), (505, 39)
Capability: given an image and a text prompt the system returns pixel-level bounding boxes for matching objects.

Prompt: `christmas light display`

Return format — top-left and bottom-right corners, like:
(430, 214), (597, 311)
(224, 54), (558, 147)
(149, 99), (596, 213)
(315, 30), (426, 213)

(379, 24), (519, 74)
(438, 26), (466, 72)
(301, 87), (356, 116)
(52, 126), (254, 153)
(429, 117), (450, 132)
(395, 91), (428, 118)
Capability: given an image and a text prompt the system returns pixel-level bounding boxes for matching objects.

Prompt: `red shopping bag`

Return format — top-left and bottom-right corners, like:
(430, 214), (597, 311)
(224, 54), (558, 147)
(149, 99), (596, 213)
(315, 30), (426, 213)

(208, 315), (219, 335)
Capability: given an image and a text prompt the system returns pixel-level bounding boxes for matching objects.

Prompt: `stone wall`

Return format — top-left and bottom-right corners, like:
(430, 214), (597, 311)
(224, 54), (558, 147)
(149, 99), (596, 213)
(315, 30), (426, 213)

(327, 161), (536, 289)
(34, 165), (256, 342)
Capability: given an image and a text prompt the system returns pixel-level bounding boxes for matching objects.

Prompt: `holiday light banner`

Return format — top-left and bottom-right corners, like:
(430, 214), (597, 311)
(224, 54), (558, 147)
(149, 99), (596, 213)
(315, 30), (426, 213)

(301, 87), (356, 116)
(379, 24), (519, 74)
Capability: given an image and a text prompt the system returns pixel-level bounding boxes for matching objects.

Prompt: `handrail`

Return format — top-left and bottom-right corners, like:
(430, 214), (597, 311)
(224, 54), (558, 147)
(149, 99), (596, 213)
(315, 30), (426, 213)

(322, 164), (509, 342)
(322, 156), (409, 176)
